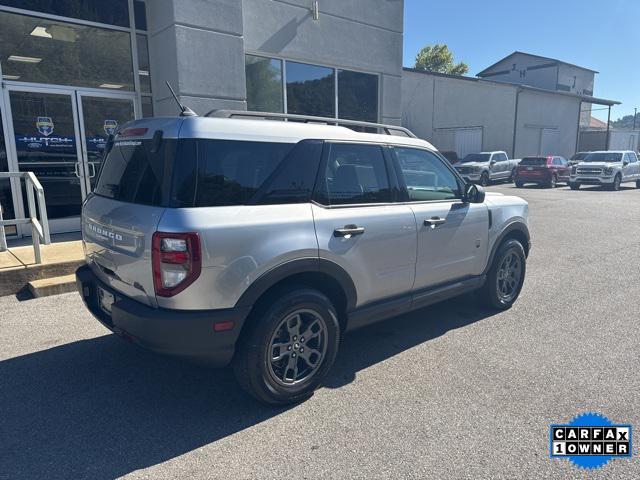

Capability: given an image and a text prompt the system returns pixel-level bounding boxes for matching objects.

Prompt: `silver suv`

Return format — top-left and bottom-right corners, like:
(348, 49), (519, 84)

(76, 111), (530, 404)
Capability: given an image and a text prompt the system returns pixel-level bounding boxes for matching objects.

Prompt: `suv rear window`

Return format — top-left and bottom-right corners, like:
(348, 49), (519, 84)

(95, 137), (323, 207)
(519, 157), (547, 166)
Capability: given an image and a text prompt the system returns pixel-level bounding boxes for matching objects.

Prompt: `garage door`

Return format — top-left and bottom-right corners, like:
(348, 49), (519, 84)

(455, 128), (483, 159)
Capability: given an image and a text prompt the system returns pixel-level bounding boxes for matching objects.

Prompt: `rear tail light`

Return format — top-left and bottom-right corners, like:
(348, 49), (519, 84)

(152, 232), (201, 297)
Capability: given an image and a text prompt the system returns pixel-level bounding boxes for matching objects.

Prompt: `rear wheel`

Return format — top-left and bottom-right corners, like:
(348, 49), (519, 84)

(479, 239), (526, 310)
(569, 182), (580, 190)
(546, 174), (557, 188)
(233, 287), (340, 404)
(515, 181), (524, 188)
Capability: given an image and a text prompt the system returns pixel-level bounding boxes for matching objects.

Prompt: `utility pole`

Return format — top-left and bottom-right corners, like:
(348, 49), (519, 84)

(633, 107), (637, 130)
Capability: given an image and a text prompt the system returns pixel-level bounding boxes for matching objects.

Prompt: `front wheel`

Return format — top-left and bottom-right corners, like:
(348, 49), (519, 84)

(569, 182), (580, 190)
(480, 172), (490, 187)
(233, 288), (340, 404)
(609, 174), (621, 191)
(479, 239), (526, 310)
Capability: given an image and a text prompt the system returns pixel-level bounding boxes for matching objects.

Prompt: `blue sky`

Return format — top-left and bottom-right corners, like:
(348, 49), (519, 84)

(403, 0), (639, 121)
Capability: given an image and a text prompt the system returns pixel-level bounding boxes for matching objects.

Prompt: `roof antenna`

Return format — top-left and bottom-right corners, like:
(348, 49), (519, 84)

(165, 81), (197, 117)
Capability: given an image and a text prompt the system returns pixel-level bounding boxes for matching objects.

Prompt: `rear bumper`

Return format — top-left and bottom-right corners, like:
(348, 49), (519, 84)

(76, 264), (251, 366)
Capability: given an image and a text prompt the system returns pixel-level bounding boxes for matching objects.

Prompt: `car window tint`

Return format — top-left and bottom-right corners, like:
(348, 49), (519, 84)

(393, 147), (460, 201)
(193, 140), (295, 207)
(320, 143), (390, 205)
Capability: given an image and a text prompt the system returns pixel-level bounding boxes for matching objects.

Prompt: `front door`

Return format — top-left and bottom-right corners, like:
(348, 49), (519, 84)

(2, 85), (136, 234)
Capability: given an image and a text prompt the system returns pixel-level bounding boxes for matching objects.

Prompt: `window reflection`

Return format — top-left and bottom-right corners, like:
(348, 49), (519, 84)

(0, 0), (130, 27)
(137, 34), (151, 93)
(338, 70), (378, 122)
(0, 105), (17, 233)
(286, 61), (335, 118)
(245, 55), (283, 113)
(0, 11), (134, 91)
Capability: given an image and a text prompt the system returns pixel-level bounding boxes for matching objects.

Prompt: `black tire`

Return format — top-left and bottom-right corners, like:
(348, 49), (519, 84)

(480, 172), (490, 187)
(515, 181), (524, 188)
(609, 174), (621, 191)
(636, 180), (640, 189)
(546, 174), (557, 189)
(479, 239), (526, 310)
(233, 287), (340, 405)
(569, 182), (580, 190)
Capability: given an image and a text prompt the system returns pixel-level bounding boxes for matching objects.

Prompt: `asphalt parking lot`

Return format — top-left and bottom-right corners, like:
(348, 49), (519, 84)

(1, 182), (639, 479)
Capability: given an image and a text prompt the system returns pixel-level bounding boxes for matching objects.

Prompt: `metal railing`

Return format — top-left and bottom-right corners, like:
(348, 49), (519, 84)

(0, 172), (51, 264)
(206, 110), (417, 138)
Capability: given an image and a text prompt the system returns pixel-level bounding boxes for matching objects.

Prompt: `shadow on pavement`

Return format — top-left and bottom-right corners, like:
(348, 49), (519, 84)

(0, 295), (496, 479)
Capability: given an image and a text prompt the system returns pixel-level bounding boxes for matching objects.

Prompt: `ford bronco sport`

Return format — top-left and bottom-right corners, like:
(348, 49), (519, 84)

(76, 111), (530, 404)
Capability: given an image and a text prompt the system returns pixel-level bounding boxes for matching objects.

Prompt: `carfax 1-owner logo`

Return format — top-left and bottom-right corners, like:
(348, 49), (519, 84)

(550, 412), (633, 469)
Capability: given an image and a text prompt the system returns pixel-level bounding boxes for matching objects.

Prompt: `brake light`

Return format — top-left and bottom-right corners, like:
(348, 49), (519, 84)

(152, 232), (201, 297)
(119, 127), (148, 138)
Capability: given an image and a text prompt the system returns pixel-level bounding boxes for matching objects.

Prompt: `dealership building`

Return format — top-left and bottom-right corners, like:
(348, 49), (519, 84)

(0, 1), (621, 240)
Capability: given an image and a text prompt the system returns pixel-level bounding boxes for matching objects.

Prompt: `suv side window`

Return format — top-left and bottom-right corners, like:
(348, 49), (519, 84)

(393, 147), (461, 202)
(317, 143), (391, 206)
(628, 152), (638, 163)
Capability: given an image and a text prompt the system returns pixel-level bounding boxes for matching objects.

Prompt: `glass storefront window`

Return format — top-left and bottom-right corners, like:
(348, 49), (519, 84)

(134, 0), (147, 31)
(141, 96), (153, 118)
(0, 105), (17, 234)
(137, 34), (151, 93)
(245, 55), (283, 113)
(286, 61), (335, 118)
(0, 0), (130, 28)
(338, 70), (379, 122)
(0, 11), (134, 91)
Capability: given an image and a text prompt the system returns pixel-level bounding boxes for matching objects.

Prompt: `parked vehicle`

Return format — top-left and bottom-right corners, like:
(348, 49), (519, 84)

(76, 112), (530, 404)
(515, 156), (570, 188)
(568, 151), (589, 167)
(454, 151), (520, 186)
(440, 151), (460, 165)
(569, 150), (640, 191)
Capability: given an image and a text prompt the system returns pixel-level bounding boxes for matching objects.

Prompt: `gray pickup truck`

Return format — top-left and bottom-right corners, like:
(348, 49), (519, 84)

(454, 151), (521, 186)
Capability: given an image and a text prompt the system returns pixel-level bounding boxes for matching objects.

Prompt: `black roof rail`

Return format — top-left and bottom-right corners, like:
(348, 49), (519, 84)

(204, 110), (417, 138)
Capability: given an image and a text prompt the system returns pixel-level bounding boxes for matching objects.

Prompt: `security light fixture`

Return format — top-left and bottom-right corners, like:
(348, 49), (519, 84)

(30, 26), (52, 39)
(139, 70), (149, 76)
(99, 83), (124, 89)
(8, 55), (42, 63)
(2, 75), (21, 80)
(312, 1), (319, 20)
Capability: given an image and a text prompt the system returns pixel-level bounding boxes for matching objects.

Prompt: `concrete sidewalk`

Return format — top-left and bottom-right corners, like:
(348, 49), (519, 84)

(0, 241), (85, 296)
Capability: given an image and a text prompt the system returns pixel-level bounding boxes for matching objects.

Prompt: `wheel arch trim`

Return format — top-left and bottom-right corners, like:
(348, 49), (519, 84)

(484, 222), (530, 275)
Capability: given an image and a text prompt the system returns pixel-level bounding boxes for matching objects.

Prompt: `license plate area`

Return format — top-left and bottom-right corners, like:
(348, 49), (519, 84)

(98, 286), (115, 315)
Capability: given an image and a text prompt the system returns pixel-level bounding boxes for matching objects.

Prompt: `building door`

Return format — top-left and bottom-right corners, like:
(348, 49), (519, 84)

(455, 127), (483, 159)
(2, 84), (137, 235)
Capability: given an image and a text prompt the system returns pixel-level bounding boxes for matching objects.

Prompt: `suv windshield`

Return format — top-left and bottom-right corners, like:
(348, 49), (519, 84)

(584, 152), (623, 163)
(519, 157), (547, 166)
(460, 153), (490, 163)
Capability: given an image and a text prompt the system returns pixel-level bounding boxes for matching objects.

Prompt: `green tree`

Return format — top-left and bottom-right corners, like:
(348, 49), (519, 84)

(414, 44), (469, 75)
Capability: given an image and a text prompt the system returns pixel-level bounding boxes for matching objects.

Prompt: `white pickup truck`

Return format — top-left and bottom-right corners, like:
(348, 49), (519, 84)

(454, 151), (521, 186)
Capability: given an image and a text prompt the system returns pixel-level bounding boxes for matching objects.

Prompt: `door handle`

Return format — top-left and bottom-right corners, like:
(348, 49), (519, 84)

(88, 162), (97, 178)
(74, 163), (81, 178)
(333, 225), (365, 238)
(424, 217), (446, 227)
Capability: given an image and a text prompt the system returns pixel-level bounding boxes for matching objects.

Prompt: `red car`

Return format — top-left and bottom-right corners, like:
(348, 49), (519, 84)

(515, 156), (570, 188)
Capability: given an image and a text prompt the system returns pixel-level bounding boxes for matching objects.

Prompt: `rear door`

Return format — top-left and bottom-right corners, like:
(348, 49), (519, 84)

(390, 146), (489, 291)
(312, 142), (417, 309)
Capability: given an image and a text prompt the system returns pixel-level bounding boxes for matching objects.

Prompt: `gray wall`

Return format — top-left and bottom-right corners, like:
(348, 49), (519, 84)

(514, 90), (580, 159)
(146, 0), (247, 116)
(243, 0), (404, 125)
(146, 0), (404, 122)
(402, 70), (517, 156)
(402, 69), (582, 159)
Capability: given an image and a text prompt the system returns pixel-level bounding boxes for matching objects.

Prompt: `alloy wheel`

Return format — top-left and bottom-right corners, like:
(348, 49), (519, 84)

(496, 252), (522, 303)
(267, 309), (328, 386)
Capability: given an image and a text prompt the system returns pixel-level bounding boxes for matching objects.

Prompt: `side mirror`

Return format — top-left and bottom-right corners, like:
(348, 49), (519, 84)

(490, 159), (497, 165)
(623, 160), (629, 166)
(464, 183), (485, 203)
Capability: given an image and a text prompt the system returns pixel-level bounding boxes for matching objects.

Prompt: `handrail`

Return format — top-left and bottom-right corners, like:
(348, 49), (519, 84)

(0, 171), (51, 264)
(205, 110), (417, 138)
